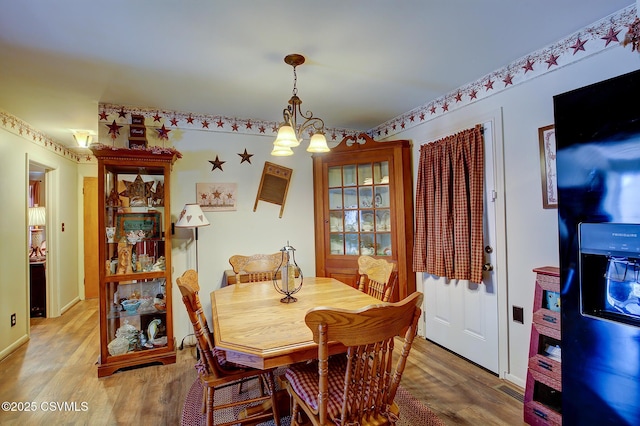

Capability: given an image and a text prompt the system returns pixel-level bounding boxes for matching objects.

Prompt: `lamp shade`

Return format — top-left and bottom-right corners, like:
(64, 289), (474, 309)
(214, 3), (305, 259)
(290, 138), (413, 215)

(175, 203), (210, 228)
(307, 132), (330, 153)
(271, 144), (294, 156)
(273, 125), (300, 148)
(28, 206), (46, 227)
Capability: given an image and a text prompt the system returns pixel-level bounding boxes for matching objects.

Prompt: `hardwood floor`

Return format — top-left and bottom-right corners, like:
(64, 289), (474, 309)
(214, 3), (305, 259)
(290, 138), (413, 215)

(0, 299), (525, 425)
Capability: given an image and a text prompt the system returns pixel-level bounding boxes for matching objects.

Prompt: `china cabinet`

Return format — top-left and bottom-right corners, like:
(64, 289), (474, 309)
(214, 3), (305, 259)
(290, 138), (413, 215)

(91, 146), (179, 377)
(312, 134), (415, 301)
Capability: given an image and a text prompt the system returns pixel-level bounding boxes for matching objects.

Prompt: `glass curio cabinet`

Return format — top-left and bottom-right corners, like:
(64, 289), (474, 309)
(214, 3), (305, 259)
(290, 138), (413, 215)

(91, 146), (179, 377)
(312, 134), (415, 301)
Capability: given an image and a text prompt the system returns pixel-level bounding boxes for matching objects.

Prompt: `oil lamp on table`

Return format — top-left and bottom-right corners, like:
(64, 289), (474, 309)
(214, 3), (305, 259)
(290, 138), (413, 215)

(273, 242), (303, 303)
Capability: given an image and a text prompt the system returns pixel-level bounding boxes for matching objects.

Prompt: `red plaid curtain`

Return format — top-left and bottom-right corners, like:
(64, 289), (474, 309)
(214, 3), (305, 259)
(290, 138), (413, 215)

(413, 124), (485, 283)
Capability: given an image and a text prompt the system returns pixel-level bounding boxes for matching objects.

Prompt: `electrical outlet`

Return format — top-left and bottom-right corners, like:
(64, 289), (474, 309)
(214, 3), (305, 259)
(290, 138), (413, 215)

(513, 306), (524, 324)
(10, 313), (16, 327)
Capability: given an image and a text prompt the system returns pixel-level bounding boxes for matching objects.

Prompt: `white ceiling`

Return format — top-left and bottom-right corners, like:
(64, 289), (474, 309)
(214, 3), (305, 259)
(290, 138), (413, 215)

(0, 1), (633, 151)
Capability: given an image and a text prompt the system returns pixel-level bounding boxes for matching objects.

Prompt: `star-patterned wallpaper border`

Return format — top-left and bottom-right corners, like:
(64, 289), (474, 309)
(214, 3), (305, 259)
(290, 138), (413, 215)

(3, 5), (637, 163)
(372, 5), (637, 138)
(0, 109), (83, 162)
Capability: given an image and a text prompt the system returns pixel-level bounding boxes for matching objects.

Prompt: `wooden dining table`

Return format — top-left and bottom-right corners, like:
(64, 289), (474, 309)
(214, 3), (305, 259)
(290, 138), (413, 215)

(210, 277), (381, 370)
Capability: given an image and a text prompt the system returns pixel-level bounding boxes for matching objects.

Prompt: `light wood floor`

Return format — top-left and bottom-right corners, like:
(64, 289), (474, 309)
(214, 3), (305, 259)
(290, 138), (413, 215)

(0, 299), (525, 425)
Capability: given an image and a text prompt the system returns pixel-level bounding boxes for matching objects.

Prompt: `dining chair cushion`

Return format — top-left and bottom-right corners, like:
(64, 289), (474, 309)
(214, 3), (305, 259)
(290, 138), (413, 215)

(285, 355), (348, 423)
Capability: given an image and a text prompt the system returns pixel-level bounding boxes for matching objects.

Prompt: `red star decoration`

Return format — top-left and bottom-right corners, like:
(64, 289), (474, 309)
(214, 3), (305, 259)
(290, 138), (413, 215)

(419, 112), (425, 121)
(429, 106), (437, 114)
(442, 102), (449, 112)
(209, 156), (225, 172)
(201, 120), (210, 128)
(259, 125), (266, 133)
(186, 114), (194, 124)
(238, 149), (253, 164)
(570, 37), (587, 54)
(392, 124), (397, 130)
(170, 117), (179, 126)
(522, 59), (535, 73)
(153, 112), (162, 122)
(99, 110), (109, 120)
(231, 123), (239, 131)
(455, 92), (463, 102)
(212, 190), (222, 199)
(156, 124), (171, 140)
(217, 119), (225, 128)
(545, 54), (559, 68)
(503, 74), (514, 86)
(601, 27), (621, 46)
(200, 192), (207, 201)
(469, 90), (478, 100)
(245, 121), (253, 129)
(118, 107), (127, 118)
(331, 132), (338, 140)
(401, 121), (406, 129)
(484, 79), (494, 91)
(107, 120), (123, 139)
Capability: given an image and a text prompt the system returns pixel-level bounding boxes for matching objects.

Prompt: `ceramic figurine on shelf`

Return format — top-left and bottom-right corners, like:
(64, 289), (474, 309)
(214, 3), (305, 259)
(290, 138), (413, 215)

(147, 319), (162, 343)
(116, 240), (133, 274)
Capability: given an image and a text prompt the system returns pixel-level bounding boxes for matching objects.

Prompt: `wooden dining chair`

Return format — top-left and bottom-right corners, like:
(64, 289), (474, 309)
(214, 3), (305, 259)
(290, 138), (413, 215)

(284, 292), (424, 426)
(229, 252), (282, 283)
(177, 269), (281, 426)
(356, 255), (398, 302)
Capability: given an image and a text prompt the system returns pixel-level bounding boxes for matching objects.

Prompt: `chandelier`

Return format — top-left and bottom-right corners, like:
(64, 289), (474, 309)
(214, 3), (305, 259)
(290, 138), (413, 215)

(271, 54), (330, 156)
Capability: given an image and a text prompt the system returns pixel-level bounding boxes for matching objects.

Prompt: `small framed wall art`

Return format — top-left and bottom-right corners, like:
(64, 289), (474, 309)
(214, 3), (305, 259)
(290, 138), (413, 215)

(196, 182), (237, 212)
(538, 124), (557, 209)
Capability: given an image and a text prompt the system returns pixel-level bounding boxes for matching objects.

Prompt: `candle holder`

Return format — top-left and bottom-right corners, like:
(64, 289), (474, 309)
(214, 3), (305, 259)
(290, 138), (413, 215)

(273, 242), (303, 303)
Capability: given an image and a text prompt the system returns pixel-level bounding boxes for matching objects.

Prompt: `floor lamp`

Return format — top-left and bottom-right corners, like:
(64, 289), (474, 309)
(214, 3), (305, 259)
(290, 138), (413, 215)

(175, 203), (209, 272)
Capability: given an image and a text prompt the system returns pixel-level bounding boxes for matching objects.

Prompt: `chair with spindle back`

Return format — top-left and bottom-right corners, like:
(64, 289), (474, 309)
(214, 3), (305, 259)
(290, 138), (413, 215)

(177, 269), (280, 426)
(284, 292), (423, 426)
(229, 252), (281, 283)
(356, 255), (398, 302)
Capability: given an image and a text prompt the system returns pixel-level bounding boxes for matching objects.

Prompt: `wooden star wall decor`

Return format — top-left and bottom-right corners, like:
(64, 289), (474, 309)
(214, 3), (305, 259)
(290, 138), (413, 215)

(209, 155), (226, 172)
(238, 148), (253, 164)
(120, 175), (155, 206)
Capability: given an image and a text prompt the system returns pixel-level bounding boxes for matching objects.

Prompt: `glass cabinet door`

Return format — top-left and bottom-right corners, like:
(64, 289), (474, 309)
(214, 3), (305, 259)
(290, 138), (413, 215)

(327, 161), (391, 257)
(102, 168), (169, 357)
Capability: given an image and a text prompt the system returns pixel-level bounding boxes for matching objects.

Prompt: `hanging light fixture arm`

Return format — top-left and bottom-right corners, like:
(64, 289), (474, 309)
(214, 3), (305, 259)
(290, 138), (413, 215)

(272, 53), (330, 156)
(283, 95), (326, 140)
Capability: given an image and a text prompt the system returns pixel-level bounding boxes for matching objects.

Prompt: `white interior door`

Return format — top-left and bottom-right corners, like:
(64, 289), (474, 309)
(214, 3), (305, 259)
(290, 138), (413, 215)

(422, 121), (499, 373)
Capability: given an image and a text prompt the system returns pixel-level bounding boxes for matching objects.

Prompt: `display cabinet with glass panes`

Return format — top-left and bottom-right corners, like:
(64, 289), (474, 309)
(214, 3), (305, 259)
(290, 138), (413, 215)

(91, 146), (179, 377)
(312, 134), (415, 301)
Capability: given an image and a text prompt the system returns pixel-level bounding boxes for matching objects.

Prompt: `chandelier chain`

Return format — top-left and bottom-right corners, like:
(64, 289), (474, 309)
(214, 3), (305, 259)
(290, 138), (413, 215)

(292, 65), (298, 97)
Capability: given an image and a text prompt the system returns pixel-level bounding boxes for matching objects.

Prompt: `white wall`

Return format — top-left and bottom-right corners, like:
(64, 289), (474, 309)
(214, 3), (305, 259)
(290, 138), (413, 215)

(0, 126), (80, 361)
(168, 130), (317, 344)
(389, 45), (640, 386)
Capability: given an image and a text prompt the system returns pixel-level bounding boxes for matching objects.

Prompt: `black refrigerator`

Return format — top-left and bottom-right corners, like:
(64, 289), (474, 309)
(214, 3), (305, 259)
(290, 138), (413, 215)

(554, 69), (640, 425)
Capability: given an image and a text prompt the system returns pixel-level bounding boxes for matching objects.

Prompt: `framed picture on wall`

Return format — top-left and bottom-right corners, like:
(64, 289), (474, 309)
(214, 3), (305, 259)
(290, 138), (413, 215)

(196, 182), (237, 212)
(538, 124), (557, 209)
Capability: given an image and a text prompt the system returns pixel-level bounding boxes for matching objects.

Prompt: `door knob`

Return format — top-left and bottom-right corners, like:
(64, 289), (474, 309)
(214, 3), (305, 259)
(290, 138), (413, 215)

(483, 263), (493, 272)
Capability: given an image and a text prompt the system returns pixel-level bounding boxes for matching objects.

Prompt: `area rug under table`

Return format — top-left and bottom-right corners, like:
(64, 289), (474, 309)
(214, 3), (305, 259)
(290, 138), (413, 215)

(181, 377), (445, 425)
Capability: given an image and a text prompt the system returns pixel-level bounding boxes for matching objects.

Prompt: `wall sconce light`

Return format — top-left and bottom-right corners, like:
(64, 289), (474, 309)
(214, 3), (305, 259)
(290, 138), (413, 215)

(271, 54), (330, 156)
(73, 131), (93, 147)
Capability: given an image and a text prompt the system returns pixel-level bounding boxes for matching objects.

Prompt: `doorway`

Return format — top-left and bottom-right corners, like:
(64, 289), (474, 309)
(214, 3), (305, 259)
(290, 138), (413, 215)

(28, 164), (47, 318)
(419, 111), (507, 376)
